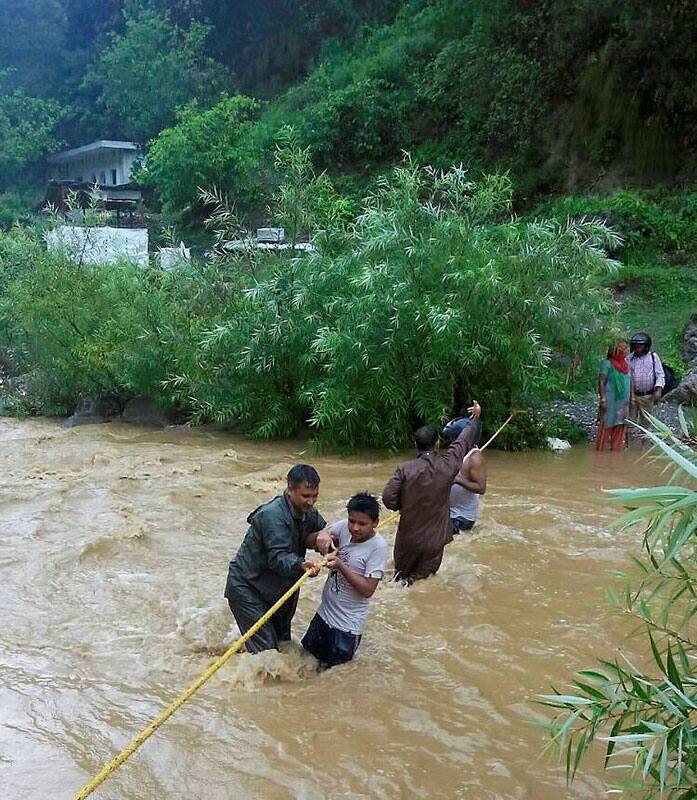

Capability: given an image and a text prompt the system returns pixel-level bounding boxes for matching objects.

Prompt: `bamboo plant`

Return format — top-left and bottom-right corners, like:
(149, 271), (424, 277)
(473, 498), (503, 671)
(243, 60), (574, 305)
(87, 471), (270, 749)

(541, 411), (697, 798)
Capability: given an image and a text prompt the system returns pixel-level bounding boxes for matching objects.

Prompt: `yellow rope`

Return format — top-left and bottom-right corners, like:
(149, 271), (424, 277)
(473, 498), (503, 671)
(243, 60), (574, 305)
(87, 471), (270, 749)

(376, 412), (516, 531)
(377, 510), (399, 528)
(480, 412), (515, 452)
(72, 566), (318, 800)
(73, 412), (518, 798)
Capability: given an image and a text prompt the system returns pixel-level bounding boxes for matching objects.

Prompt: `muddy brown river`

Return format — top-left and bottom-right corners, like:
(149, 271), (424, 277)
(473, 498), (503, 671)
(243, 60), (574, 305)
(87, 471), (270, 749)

(0, 418), (660, 799)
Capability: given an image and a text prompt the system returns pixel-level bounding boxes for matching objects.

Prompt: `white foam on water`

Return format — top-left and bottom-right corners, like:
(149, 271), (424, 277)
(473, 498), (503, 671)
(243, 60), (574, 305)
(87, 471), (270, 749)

(217, 641), (319, 690)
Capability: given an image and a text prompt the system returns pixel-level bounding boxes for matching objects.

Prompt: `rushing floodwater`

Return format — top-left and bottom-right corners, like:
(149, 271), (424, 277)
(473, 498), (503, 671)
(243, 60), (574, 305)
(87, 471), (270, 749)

(0, 417), (662, 799)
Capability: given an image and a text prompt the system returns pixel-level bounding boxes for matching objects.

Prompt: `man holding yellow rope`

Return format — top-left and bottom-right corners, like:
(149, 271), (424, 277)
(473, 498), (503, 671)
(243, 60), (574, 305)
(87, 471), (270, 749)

(224, 464), (334, 652)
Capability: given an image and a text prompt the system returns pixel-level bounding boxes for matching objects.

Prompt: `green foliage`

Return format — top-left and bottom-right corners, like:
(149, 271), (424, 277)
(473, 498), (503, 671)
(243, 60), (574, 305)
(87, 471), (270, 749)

(545, 413), (587, 445)
(297, 161), (619, 449)
(541, 190), (697, 254)
(540, 414), (697, 798)
(270, 126), (357, 245)
(0, 188), (44, 230)
(0, 77), (64, 191)
(491, 411), (549, 451)
(0, 138), (622, 449)
(144, 95), (263, 211)
(81, 8), (228, 143)
(0, 0), (69, 97)
(168, 140), (619, 449)
(418, 10), (546, 162)
(3, 0), (697, 201)
(237, 0), (697, 193)
(538, 188), (697, 370)
(0, 223), (195, 414)
(183, 0), (403, 96)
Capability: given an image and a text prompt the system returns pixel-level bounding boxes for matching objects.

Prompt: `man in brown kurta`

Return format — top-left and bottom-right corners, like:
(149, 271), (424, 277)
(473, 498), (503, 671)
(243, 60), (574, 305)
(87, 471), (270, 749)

(382, 403), (482, 584)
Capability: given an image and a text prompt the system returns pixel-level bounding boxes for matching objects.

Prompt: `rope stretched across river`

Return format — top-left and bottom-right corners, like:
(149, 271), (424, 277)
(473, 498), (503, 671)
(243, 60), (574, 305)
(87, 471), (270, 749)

(378, 412), (515, 529)
(72, 411), (515, 798)
(71, 567), (320, 799)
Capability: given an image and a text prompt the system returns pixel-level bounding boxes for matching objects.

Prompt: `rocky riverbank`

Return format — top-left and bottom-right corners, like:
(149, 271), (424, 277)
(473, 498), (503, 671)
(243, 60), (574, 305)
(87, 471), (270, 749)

(543, 393), (692, 442)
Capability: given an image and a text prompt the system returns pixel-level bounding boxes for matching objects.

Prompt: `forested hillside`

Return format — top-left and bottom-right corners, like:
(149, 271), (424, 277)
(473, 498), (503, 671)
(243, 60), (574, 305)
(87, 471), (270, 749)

(1, 1), (696, 446)
(2, 0), (696, 213)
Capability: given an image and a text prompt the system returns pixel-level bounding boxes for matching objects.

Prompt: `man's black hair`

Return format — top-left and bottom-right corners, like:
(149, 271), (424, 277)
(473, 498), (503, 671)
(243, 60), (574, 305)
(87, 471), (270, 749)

(347, 492), (380, 522)
(413, 424), (438, 452)
(287, 464), (320, 487)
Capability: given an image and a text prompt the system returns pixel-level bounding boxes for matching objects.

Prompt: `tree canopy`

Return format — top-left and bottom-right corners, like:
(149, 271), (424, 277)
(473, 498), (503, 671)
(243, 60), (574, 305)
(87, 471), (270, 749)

(80, 8), (227, 143)
(1, 0), (697, 213)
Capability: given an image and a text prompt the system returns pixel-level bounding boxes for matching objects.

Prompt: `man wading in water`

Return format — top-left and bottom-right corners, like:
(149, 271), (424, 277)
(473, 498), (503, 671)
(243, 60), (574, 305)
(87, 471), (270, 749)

(442, 416), (487, 535)
(382, 402), (482, 585)
(224, 465), (334, 653)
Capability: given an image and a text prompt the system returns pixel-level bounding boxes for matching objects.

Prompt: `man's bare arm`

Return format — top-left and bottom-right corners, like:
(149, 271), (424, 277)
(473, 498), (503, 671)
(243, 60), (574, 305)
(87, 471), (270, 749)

(325, 553), (380, 598)
(454, 451), (487, 494)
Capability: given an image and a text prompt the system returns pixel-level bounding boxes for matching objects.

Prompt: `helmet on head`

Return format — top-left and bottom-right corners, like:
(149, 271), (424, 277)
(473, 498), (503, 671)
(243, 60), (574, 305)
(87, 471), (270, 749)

(630, 331), (652, 351)
(441, 416), (471, 441)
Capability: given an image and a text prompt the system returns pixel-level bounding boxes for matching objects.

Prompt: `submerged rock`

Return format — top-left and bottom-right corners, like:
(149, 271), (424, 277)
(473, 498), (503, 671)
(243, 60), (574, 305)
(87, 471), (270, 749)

(63, 396), (116, 428)
(121, 395), (173, 428)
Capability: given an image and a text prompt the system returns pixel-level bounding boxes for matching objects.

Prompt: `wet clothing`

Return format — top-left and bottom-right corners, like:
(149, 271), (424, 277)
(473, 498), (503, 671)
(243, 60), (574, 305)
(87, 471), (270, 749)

(595, 423), (627, 452)
(628, 351), (663, 435)
(224, 493), (326, 653)
(302, 612), (361, 670)
(449, 448), (480, 524)
(302, 521), (386, 669)
(225, 580), (298, 653)
(599, 358), (631, 428)
(450, 517), (475, 534)
(316, 521), (387, 635)
(382, 420), (481, 583)
(596, 357), (631, 452)
(629, 351), (665, 394)
(629, 392), (656, 429)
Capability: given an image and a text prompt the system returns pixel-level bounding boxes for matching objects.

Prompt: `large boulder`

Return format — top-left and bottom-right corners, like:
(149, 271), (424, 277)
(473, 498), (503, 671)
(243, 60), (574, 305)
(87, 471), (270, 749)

(63, 396), (120, 428)
(121, 395), (173, 428)
(664, 315), (697, 404)
(682, 314), (697, 366)
(666, 365), (697, 404)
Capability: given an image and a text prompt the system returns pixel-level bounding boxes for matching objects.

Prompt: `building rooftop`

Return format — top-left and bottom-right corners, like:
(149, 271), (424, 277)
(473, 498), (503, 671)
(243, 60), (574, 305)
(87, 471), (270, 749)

(48, 140), (139, 164)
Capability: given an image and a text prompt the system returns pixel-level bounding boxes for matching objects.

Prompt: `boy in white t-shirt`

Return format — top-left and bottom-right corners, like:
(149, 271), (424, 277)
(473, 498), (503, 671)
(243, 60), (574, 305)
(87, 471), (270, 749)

(302, 493), (387, 670)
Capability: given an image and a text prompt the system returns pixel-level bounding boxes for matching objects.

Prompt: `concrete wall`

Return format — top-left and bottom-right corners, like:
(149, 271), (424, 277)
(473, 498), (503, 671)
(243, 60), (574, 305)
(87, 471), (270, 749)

(50, 151), (139, 186)
(46, 225), (149, 268)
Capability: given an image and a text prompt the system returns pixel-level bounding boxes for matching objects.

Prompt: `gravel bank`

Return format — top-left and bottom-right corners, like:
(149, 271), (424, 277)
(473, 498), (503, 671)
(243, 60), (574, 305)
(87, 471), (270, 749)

(543, 392), (691, 441)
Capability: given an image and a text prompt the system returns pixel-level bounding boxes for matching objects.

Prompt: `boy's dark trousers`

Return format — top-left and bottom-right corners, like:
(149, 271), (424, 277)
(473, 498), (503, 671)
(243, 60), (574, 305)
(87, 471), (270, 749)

(302, 612), (361, 669)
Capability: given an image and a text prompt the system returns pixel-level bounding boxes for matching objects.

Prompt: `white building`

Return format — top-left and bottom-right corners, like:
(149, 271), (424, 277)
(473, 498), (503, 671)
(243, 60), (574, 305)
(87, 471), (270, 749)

(47, 140), (140, 187)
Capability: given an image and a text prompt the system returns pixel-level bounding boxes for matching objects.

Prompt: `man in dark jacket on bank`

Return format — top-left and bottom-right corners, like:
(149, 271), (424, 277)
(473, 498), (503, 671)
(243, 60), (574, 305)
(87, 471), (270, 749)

(225, 464), (334, 653)
(382, 402), (482, 585)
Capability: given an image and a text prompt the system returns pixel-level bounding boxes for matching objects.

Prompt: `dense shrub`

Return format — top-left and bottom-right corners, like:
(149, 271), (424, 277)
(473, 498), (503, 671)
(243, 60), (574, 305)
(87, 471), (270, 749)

(143, 95), (264, 212)
(0, 142), (620, 448)
(164, 143), (620, 448)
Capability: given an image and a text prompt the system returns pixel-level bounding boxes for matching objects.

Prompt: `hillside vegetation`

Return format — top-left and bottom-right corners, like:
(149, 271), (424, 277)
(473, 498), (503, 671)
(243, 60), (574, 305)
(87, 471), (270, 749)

(1, 0), (696, 208)
(0, 0), (696, 444)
